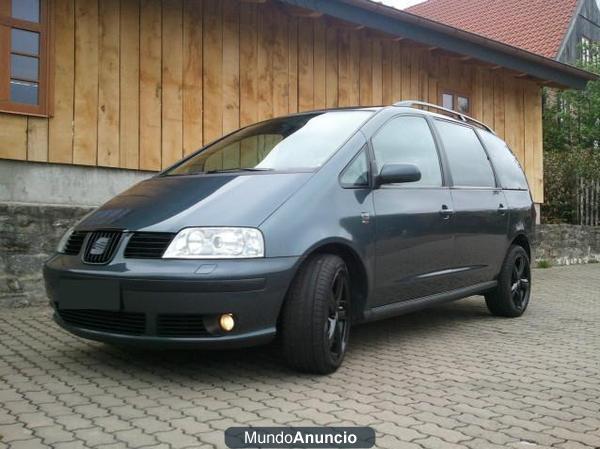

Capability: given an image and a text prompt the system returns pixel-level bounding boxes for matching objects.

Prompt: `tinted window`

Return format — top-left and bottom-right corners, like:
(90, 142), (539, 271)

(166, 111), (373, 175)
(478, 130), (528, 190)
(435, 120), (495, 188)
(340, 149), (369, 187)
(372, 116), (442, 187)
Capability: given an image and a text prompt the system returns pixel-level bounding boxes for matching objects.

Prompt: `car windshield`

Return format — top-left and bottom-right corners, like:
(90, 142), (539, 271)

(164, 110), (373, 175)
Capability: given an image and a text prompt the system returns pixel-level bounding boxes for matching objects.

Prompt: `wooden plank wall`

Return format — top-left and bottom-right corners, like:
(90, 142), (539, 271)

(0, 0), (544, 202)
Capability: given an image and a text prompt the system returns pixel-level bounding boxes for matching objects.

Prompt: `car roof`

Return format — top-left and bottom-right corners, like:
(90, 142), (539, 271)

(301, 101), (495, 134)
(249, 101), (495, 136)
(390, 105), (483, 127)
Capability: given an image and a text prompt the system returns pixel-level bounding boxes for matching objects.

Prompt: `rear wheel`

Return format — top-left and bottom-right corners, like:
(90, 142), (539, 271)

(280, 254), (351, 374)
(485, 245), (531, 317)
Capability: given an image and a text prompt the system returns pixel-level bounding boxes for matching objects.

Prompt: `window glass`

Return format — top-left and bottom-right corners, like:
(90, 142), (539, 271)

(372, 116), (442, 187)
(435, 120), (495, 188)
(11, 29), (40, 55)
(457, 96), (469, 113)
(166, 111), (373, 175)
(581, 36), (591, 63)
(10, 80), (38, 104)
(11, 54), (39, 81)
(340, 149), (369, 187)
(478, 130), (528, 190)
(442, 93), (453, 110)
(12, 0), (40, 22)
(2, 0), (47, 112)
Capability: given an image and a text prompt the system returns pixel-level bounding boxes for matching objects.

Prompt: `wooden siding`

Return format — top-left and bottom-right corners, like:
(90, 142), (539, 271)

(0, 0), (544, 202)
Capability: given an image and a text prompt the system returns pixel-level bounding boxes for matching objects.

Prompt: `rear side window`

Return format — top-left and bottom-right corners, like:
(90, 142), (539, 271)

(435, 120), (496, 188)
(478, 131), (529, 190)
(372, 116), (442, 187)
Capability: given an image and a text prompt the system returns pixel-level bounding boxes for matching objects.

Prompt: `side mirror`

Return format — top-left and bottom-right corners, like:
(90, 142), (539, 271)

(376, 164), (421, 186)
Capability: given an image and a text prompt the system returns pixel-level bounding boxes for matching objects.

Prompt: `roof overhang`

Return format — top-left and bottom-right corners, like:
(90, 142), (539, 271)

(278, 0), (597, 90)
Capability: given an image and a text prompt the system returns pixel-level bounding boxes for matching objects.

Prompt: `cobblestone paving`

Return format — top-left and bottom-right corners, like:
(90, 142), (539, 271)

(1, 265), (599, 449)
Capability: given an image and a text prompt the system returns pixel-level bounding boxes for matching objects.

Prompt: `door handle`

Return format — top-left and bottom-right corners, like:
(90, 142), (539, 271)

(497, 203), (508, 215)
(440, 204), (454, 219)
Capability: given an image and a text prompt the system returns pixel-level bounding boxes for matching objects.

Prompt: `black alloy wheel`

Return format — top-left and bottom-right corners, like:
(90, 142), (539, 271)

(281, 254), (352, 374)
(510, 253), (531, 312)
(485, 245), (532, 318)
(326, 267), (350, 364)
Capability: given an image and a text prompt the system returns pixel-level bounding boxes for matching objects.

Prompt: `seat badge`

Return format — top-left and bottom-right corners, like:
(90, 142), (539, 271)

(361, 212), (370, 224)
(90, 237), (110, 255)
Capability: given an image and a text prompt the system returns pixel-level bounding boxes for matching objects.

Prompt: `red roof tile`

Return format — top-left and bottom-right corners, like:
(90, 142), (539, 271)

(406, 0), (580, 59)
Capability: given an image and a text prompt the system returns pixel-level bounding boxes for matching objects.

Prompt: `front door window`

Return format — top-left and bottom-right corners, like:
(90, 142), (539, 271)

(371, 115), (443, 187)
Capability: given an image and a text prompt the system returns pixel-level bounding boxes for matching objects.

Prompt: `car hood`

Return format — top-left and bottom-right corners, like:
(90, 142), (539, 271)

(77, 172), (312, 232)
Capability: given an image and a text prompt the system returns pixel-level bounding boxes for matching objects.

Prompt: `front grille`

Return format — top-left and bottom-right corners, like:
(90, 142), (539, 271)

(63, 231), (87, 255)
(83, 231), (122, 264)
(58, 309), (146, 335)
(157, 314), (210, 337)
(124, 233), (175, 259)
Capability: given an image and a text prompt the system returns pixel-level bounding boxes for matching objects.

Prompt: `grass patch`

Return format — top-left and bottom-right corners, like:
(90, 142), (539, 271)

(536, 259), (552, 269)
(589, 258), (599, 264)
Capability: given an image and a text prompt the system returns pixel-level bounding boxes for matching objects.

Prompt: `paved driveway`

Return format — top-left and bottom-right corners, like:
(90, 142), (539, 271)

(1, 265), (599, 449)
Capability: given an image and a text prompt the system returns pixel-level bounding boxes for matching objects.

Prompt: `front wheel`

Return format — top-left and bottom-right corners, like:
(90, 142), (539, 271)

(280, 254), (351, 374)
(485, 245), (531, 317)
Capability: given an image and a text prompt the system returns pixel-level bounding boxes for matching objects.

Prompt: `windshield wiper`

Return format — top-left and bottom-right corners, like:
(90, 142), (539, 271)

(203, 168), (274, 174)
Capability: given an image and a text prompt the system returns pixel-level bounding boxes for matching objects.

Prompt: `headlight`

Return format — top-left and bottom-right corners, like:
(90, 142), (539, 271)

(162, 227), (265, 259)
(56, 226), (75, 253)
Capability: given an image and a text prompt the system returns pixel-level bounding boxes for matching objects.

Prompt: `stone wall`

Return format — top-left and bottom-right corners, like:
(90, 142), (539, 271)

(1, 202), (599, 308)
(534, 224), (600, 265)
(0, 202), (93, 307)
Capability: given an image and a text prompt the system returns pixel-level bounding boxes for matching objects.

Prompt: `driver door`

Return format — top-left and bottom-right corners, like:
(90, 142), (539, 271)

(370, 115), (456, 306)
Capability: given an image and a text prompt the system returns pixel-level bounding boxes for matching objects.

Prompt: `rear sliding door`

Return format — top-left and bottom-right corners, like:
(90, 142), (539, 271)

(433, 119), (509, 287)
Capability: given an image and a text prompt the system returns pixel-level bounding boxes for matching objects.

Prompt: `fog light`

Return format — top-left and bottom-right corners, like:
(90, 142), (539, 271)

(219, 313), (235, 332)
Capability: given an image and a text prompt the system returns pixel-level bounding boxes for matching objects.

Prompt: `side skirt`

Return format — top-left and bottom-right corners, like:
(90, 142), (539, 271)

(361, 281), (497, 322)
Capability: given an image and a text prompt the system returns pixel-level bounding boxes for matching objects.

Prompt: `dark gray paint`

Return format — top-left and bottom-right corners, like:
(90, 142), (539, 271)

(371, 186), (455, 304)
(76, 172), (313, 231)
(44, 106), (535, 348)
(449, 189), (510, 285)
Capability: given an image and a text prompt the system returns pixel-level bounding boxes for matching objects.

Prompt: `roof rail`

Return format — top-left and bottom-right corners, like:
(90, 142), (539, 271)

(393, 100), (495, 134)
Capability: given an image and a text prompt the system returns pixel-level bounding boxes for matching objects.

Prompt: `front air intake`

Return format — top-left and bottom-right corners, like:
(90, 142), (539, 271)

(124, 233), (175, 259)
(63, 231), (87, 255)
(59, 309), (146, 335)
(157, 314), (211, 337)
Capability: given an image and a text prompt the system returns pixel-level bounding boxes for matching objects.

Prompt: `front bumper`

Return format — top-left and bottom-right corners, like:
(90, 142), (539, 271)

(44, 254), (300, 348)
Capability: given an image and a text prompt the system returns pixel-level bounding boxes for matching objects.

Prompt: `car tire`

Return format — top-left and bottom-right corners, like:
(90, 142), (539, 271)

(485, 245), (531, 317)
(280, 254), (351, 374)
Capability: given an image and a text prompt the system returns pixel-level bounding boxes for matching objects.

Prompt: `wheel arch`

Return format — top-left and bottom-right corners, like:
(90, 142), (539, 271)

(511, 233), (532, 260)
(285, 239), (370, 322)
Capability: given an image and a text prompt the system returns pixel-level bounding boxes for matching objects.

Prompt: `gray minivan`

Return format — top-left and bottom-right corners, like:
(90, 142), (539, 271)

(44, 101), (534, 374)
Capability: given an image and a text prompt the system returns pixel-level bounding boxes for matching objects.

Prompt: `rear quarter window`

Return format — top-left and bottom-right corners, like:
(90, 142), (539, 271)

(478, 131), (529, 190)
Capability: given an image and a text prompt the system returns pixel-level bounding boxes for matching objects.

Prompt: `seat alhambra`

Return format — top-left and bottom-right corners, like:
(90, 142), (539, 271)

(44, 101), (534, 374)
